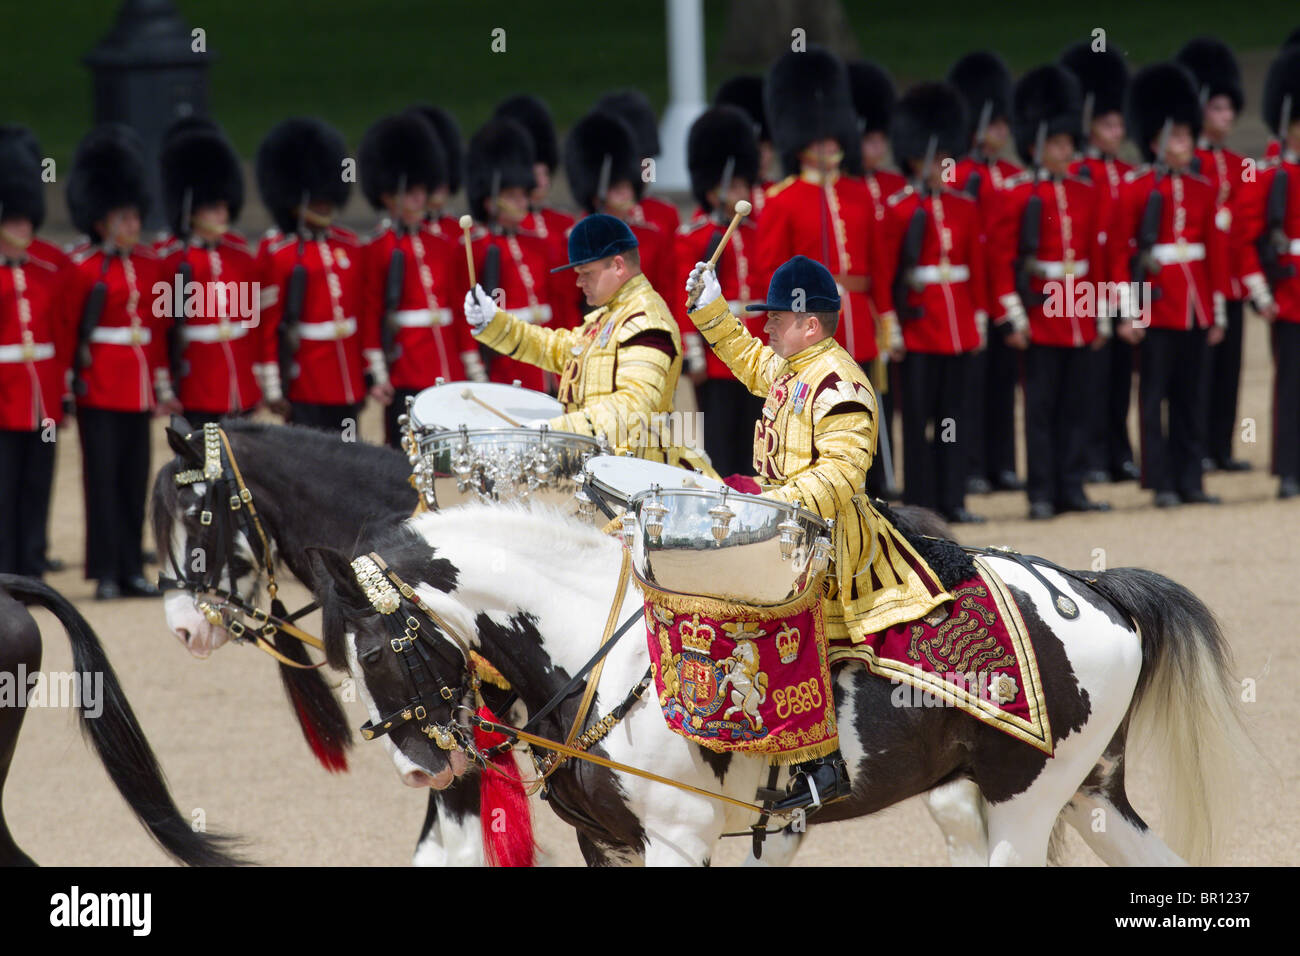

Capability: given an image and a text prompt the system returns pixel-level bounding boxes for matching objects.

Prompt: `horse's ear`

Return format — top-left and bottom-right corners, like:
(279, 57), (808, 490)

(165, 418), (202, 465)
(306, 546), (367, 608)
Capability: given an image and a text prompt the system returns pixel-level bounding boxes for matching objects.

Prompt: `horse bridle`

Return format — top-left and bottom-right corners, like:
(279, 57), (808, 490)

(159, 422), (326, 668)
(349, 552), (478, 753)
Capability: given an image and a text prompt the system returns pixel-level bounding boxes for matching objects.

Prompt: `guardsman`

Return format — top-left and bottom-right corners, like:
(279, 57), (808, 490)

(360, 111), (483, 448)
(756, 46), (885, 381)
(255, 117), (371, 434)
(1111, 63), (1228, 508)
(948, 51), (1024, 496)
(1060, 41), (1139, 484)
(595, 89), (682, 238)
(494, 93), (578, 325)
(848, 58), (907, 497)
(872, 82), (987, 524)
(992, 65), (1111, 519)
(685, 254), (953, 810)
(65, 126), (172, 599)
(459, 117), (562, 392)
(157, 120), (260, 429)
(1175, 37), (1252, 474)
(563, 110), (677, 308)
(1233, 48), (1300, 499)
(0, 137), (69, 578)
(714, 74), (776, 218)
(465, 214), (695, 464)
(408, 105), (464, 241)
(674, 105), (764, 477)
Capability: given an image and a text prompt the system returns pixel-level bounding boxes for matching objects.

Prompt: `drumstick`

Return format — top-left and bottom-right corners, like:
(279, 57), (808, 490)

(460, 389), (522, 427)
(686, 199), (752, 311)
(459, 215), (476, 288)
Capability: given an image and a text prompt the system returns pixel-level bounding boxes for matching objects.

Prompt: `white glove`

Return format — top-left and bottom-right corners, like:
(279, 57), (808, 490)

(685, 261), (722, 309)
(463, 284), (497, 332)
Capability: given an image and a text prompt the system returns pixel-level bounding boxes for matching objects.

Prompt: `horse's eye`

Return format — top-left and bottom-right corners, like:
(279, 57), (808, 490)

(360, 647), (382, 665)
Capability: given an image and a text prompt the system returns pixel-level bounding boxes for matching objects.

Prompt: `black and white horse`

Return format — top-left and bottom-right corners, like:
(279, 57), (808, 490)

(310, 501), (1246, 866)
(152, 419), (496, 865)
(0, 574), (243, 866)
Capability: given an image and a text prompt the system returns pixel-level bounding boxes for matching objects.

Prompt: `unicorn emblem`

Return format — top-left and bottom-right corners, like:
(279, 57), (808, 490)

(718, 640), (769, 732)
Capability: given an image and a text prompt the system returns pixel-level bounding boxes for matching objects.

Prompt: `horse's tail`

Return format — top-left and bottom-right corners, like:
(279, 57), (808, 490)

(0, 574), (247, 866)
(1086, 567), (1249, 864)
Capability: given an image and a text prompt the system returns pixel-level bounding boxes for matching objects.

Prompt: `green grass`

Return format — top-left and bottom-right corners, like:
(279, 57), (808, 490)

(3, 0), (1296, 170)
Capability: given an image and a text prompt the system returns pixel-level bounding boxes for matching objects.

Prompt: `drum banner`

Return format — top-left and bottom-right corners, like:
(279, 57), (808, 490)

(828, 557), (1054, 755)
(640, 581), (838, 763)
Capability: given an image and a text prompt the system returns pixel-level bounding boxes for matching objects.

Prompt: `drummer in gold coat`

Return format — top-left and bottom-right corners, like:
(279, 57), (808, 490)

(686, 254), (954, 809)
(465, 214), (708, 469)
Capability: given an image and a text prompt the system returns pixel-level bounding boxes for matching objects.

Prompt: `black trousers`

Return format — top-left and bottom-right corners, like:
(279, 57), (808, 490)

(1088, 334), (1137, 472)
(697, 379), (763, 478)
(1024, 345), (1091, 506)
(901, 352), (969, 515)
(863, 359), (899, 497)
(0, 429), (57, 577)
(290, 402), (363, 436)
(965, 335), (1019, 481)
(1205, 298), (1246, 464)
(384, 388), (421, 451)
(1138, 328), (1210, 496)
(1273, 320), (1300, 481)
(76, 407), (151, 583)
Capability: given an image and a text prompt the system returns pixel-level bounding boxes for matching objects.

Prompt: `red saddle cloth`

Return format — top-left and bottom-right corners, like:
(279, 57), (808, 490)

(828, 556), (1054, 755)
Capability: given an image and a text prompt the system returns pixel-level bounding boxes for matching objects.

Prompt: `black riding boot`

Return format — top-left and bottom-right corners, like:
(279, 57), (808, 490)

(771, 750), (852, 812)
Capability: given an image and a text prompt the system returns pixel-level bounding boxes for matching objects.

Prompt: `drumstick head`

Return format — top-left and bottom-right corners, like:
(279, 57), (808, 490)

(735, 199), (753, 217)
(460, 389), (473, 399)
(459, 214), (474, 230)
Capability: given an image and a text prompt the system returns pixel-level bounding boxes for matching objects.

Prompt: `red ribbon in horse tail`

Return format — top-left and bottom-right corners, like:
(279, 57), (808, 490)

(475, 705), (535, 867)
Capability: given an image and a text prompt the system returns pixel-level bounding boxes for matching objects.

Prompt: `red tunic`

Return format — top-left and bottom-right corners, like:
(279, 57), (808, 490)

(361, 222), (470, 389)
(954, 155), (1021, 317)
(674, 210), (762, 380)
(66, 243), (169, 412)
(989, 173), (1105, 347)
(256, 227), (368, 405)
(1069, 149), (1132, 284)
(872, 185), (985, 355)
(157, 233), (261, 414)
(522, 207), (580, 329)
(639, 196), (681, 239)
(756, 173), (879, 361)
(1234, 153), (1300, 323)
(0, 241), (71, 429)
(1110, 167), (1228, 331)
(1195, 143), (1248, 300)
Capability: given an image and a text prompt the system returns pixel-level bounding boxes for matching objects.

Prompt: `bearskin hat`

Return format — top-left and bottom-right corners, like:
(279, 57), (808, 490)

(1175, 37), (1243, 112)
(563, 110), (643, 213)
(255, 117), (349, 234)
(466, 117), (537, 223)
(1263, 48), (1300, 136)
(890, 82), (968, 172)
(764, 45), (863, 177)
(494, 94), (558, 172)
(0, 124), (43, 166)
(1012, 64), (1083, 165)
(408, 105), (463, 194)
(0, 140), (45, 230)
(359, 112), (446, 211)
(714, 74), (770, 144)
(687, 106), (760, 213)
(1059, 43), (1130, 118)
(1285, 27), (1300, 51)
(847, 59), (897, 136)
(160, 126), (243, 235)
(947, 51), (1012, 144)
(595, 89), (660, 158)
(1126, 63), (1202, 161)
(66, 124), (150, 241)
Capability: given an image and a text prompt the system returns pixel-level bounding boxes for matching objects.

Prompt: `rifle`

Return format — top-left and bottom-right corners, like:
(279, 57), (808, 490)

(168, 187), (193, 389)
(278, 191), (310, 393)
(1130, 119), (1173, 304)
(1080, 93), (1095, 159)
(1014, 122), (1048, 310)
(381, 176), (408, 366)
(892, 134), (937, 322)
(1260, 94), (1295, 288)
(72, 256), (111, 398)
(713, 155), (736, 227)
(962, 99), (994, 198)
(596, 153), (612, 212)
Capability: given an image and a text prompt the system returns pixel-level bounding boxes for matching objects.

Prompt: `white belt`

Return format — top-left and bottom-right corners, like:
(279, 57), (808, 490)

(297, 317), (357, 341)
(1288, 238), (1300, 256)
(394, 308), (454, 328)
(0, 342), (55, 363)
(90, 326), (152, 346)
(1151, 242), (1206, 265)
(1027, 258), (1090, 279)
(182, 322), (250, 343)
(519, 304), (553, 324)
(911, 264), (970, 285)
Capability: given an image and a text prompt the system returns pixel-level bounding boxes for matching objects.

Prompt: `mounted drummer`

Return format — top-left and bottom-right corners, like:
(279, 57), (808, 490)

(464, 212), (709, 469)
(685, 253), (954, 810)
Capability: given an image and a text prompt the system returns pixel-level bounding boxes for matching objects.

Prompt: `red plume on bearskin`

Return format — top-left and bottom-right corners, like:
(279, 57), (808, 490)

(474, 705), (535, 867)
(1126, 62), (1202, 162)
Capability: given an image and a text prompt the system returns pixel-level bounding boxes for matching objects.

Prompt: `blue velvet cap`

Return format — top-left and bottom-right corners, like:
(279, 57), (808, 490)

(744, 255), (841, 312)
(550, 213), (639, 272)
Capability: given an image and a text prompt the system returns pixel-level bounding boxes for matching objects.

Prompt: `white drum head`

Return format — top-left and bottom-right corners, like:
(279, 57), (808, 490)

(409, 381), (562, 432)
(583, 455), (726, 502)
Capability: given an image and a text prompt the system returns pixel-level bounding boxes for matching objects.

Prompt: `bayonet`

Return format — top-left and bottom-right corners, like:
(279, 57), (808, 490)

(596, 153), (612, 212)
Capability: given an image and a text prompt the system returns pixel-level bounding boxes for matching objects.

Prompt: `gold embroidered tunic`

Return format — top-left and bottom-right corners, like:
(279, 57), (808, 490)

(475, 273), (703, 465)
(688, 294), (952, 641)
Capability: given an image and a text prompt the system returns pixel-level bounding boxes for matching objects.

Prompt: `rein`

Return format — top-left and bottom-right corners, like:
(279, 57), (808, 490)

(160, 423), (326, 669)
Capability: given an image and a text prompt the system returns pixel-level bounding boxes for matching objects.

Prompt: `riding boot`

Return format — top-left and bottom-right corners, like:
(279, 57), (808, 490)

(770, 750), (852, 812)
